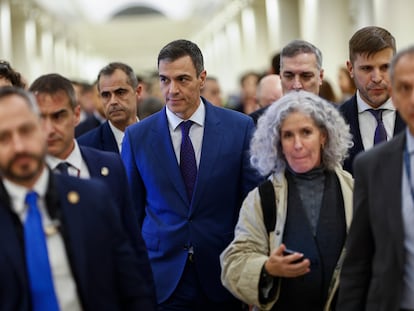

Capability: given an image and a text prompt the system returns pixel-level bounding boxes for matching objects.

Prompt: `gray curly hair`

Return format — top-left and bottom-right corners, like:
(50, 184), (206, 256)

(250, 90), (353, 176)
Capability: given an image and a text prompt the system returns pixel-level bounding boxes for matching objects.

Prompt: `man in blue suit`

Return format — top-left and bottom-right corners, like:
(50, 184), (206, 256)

(77, 62), (142, 153)
(122, 39), (262, 310)
(0, 86), (156, 310)
(29, 73), (156, 302)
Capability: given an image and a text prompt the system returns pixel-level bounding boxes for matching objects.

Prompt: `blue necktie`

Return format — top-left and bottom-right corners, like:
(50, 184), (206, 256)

(24, 191), (60, 311)
(368, 109), (387, 145)
(180, 121), (197, 201)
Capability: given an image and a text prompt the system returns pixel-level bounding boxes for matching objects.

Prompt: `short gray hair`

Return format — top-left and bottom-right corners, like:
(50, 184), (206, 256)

(250, 91), (352, 176)
(281, 40), (323, 70)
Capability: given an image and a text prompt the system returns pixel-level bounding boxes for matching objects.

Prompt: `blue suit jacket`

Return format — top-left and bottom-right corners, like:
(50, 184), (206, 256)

(79, 145), (156, 298)
(75, 114), (102, 138)
(121, 100), (262, 303)
(77, 121), (119, 153)
(339, 94), (406, 174)
(0, 173), (156, 311)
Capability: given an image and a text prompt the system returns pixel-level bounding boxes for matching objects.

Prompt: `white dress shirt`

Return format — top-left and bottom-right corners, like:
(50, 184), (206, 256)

(3, 168), (82, 311)
(165, 98), (205, 167)
(109, 118), (139, 153)
(46, 140), (90, 179)
(356, 91), (396, 150)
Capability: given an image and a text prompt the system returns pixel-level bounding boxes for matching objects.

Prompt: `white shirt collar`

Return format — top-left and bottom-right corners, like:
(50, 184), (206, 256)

(165, 98), (205, 131)
(356, 90), (395, 113)
(46, 140), (84, 172)
(3, 166), (49, 215)
(108, 120), (125, 152)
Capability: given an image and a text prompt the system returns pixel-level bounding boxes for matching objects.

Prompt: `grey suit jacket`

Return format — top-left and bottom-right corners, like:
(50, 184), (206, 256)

(337, 131), (406, 311)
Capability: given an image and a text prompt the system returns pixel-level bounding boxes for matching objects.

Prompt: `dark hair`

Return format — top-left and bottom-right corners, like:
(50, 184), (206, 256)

(271, 52), (281, 75)
(349, 26), (396, 63)
(158, 39), (204, 76)
(29, 73), (77, 109)
(281, 40), (323, 70)
(319, 80), (337, 102)
(0, 60), (26, 88)
(97, 62), (138, 91)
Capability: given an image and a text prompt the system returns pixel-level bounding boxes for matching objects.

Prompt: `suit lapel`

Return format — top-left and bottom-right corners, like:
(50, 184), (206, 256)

(346, 96), (364, 154)
(380, 133), (405, 266)
(150, 110), (189, 204)
(79, 146), (103, 177)
(191, 103), (222, 209)
(102, 121), (119, 153)
(52, 176), (88, 304)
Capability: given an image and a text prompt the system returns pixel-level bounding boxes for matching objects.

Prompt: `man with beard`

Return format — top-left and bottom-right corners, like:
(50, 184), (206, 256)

(0, 86), (155, 310)
(339, 26), (406, 174)
(77, 62), (142, 153)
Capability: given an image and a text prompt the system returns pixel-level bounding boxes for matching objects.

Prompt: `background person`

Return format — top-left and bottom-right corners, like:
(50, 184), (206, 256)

(221, 91), (353, 311)
(339, 26), (405, 175)
(0, 86), (156, 310)
(77, 62), (142, 153)
(337, 45), (414, 311)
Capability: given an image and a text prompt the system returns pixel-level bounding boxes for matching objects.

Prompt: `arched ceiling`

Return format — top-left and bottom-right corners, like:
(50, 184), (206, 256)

(31, 0), (232, 78)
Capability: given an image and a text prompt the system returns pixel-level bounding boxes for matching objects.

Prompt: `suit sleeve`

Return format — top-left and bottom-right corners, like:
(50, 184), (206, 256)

(99, 187), (157, 310)
(337, 154), (374, 310)
(241, 118), (263, 198)
(121, 128), (147, 226)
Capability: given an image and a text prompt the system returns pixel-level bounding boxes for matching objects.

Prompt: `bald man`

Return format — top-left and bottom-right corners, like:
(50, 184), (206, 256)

(250, 74), (282, 124)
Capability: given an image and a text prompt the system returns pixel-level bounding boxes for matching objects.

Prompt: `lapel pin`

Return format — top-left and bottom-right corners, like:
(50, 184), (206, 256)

(101, 166), (109, 176)
(67, 191), (80, 204)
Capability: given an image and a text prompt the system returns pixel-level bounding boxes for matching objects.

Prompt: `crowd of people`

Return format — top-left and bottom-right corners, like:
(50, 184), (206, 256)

(0, 24), (413, 311)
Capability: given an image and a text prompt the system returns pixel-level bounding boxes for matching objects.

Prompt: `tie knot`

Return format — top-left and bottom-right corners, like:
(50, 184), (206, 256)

(367, 108), (385, 121)
(25, 191), (38, 206)
(180, 121), (193, 136)
(55, 162), (70, 175)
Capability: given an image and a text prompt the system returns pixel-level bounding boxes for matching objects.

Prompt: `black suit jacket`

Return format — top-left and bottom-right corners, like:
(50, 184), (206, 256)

(337, 132), (406, 311)
(0, 172), (156, 310)
(339, 94), (406, 174)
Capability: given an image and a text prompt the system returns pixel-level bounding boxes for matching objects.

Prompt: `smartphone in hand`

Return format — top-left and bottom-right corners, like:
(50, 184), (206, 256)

(283, 248), (304, 264)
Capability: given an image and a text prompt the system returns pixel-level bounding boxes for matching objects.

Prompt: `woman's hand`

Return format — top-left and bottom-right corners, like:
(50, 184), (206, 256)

(264, 244), (311, 278)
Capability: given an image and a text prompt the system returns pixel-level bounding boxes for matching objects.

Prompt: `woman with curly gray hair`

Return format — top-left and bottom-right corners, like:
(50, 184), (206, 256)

(221, 90), (354, 311)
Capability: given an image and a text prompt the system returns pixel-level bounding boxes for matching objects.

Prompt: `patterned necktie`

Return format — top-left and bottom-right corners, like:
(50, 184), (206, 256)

(55, 162), (70, 176)
(368, 109), (387, 145)
(24, 191), (60, 311)
(180, 121), (197, 201)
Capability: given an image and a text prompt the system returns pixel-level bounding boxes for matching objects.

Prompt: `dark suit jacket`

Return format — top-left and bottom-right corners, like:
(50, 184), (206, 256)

(79, 145), (156, 298)
(249, 106), (269, 125)
(339, 95), (405, 174)
(0, 172), (156, 311)
(77, 121), (119, 153)
(337, 132), (406, 311)
(75, 114), (102, 138)
(121, 100), (262, 303)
